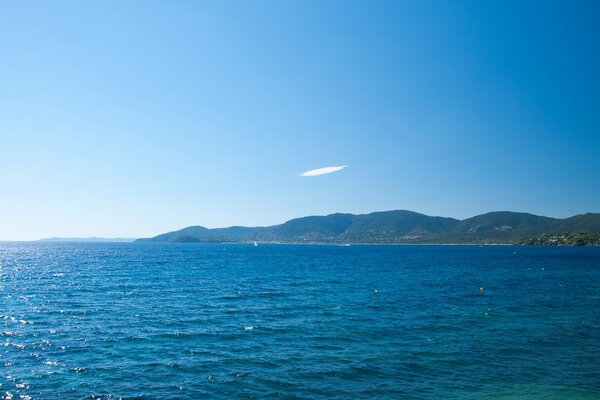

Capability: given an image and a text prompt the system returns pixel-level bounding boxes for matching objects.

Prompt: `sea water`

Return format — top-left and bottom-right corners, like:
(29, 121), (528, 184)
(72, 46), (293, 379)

(1, 243), (599, 399)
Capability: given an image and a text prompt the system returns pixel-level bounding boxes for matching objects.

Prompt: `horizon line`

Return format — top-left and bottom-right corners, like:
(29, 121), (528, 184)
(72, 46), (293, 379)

(6, 209), (596, 242)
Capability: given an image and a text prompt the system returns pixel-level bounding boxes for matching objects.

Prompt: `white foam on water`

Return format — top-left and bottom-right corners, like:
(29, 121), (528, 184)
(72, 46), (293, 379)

(42, 361), (58, 366)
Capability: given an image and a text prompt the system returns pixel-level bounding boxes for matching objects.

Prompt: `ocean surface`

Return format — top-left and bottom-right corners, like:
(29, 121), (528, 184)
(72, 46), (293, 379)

(1, 243), (599, 399)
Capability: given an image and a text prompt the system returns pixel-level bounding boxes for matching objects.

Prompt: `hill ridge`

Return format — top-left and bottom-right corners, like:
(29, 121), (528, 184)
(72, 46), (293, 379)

(136, 210), (600, 244)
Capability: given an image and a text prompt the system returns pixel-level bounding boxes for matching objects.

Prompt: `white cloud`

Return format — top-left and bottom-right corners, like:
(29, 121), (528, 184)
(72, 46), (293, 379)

(300, 165), (348, 177)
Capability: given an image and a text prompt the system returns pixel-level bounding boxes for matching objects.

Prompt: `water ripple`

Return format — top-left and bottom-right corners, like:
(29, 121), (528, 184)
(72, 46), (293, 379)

(1, 242), (599, 399)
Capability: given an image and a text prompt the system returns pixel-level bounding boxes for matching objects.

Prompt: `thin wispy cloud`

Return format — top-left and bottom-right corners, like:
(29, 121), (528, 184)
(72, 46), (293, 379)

(300, 165), (348, 177)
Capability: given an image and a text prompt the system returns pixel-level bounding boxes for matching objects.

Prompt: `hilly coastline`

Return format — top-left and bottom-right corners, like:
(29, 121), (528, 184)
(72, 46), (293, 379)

(136, 210), (600, 245)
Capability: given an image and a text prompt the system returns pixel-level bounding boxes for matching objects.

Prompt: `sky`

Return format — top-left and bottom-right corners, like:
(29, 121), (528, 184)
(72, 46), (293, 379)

(0, 0), (599, 240)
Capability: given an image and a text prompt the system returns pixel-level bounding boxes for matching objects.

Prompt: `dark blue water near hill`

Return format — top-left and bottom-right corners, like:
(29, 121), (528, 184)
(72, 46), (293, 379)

(1, 243), (599, 399)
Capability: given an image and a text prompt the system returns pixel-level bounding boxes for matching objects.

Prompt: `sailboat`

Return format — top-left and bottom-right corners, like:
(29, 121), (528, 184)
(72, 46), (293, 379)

(253, 241), (258, 247)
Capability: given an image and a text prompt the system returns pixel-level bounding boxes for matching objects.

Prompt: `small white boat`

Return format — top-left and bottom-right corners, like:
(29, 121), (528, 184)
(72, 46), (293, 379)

(253, 241), (258, 247)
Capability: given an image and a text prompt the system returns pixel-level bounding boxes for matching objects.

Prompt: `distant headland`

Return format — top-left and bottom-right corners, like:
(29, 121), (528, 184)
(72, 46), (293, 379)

(136, 210), (600, 246)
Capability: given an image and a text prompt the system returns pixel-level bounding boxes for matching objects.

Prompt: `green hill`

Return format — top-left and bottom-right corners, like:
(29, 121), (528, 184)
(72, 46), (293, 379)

(345, 210), (459, 235)
(547, 213), (600, 234)
(136, 210), (600, 245)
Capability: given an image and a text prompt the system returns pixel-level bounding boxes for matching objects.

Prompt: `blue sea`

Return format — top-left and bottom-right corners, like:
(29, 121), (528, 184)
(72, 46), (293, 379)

(1, 243), (599, 399)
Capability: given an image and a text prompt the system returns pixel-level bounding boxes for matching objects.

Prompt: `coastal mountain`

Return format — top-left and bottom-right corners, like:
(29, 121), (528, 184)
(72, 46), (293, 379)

(136, 210), (600, 244)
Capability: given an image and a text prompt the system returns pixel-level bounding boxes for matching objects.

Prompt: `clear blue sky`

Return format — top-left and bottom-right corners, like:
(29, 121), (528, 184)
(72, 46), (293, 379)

(1, 1), (599, 240)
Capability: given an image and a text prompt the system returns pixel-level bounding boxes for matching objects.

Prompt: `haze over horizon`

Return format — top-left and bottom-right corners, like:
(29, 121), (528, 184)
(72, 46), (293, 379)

(1, 1), (599, 241)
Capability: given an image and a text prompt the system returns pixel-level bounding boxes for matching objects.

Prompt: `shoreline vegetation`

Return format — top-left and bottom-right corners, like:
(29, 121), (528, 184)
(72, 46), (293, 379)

(135, 210), (600, 246)
(519, 232), (600, 246)
(134, 236), (600, 246)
